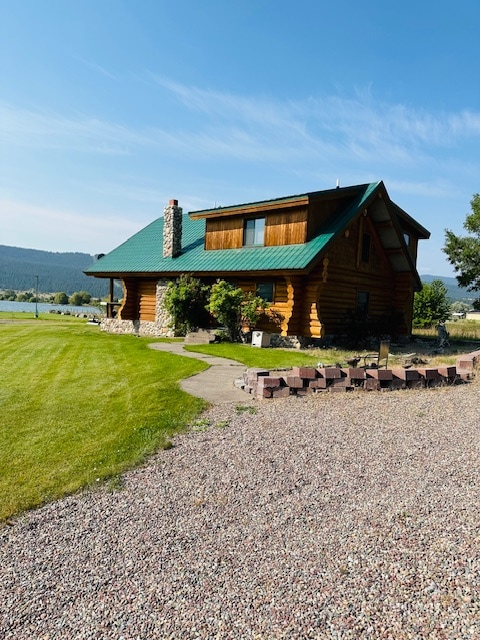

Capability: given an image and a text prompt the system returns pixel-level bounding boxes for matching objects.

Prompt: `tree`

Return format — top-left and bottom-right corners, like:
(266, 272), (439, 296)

(16, 291), (33, 302)
(163, 274), (210, 336)
(207, 280), (268, 342)
(69, 291), (91, 306)
(54, 292), (69, 305)
(444, 194), (480, 295)
(450, 300), (469, 316)
(413, 280), (451, 328)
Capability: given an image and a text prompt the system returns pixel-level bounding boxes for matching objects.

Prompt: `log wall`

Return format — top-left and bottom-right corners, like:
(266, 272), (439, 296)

(118, 278), (157, 322)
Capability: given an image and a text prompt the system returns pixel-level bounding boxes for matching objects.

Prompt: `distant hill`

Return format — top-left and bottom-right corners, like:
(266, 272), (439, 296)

(0, 245), (110, 297)
(1, 244), (476, 303)
(420, 274), (475, 303)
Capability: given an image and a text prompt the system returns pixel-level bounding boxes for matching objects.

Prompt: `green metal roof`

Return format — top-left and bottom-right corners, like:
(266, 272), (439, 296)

(84, 182), (384, 276)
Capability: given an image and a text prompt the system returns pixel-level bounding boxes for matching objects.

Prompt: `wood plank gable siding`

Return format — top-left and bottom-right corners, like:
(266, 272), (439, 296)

(204, 206), (308, 250)
(306, 193), (358, 241)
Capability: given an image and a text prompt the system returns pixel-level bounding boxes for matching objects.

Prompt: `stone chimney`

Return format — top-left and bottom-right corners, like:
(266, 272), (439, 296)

(163, 199), (183, 258)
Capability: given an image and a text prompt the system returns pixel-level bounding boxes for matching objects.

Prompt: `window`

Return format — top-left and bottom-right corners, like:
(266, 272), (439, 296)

(244, 217), (265, 246)
(256, 282), (274, 302)
(361, 233), (371, 263)
(356, 291), (369, 315)
(404, 232), (410, 246)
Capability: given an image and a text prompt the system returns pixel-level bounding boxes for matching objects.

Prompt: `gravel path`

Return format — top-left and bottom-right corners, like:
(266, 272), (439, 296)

(1, 384), (479, 639)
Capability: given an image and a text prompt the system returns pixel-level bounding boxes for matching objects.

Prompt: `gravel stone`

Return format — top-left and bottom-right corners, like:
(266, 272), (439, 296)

(1, 384), (479, 639)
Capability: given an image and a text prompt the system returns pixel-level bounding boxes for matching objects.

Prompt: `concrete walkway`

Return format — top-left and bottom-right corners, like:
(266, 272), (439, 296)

(148, 342), (253, 404)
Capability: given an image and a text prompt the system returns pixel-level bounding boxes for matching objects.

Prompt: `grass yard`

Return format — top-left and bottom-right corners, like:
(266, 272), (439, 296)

(185, 333), (479, 369)
(184, 342), (323, 368)
(0, 317), (207, 522)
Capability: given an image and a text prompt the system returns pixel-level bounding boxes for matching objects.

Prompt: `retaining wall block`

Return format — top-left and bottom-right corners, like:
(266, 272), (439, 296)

(257, 376), (284, 388)
(456, 357), (474, 371)
(416, 368), (441, 380)
(364, 379), (382, 391)
(437, 366), (457, 379)
(343, 367), (366, 380)
(295, 387), (314, 396)
(309, 378), (328, 389)
(366, 369), (393, 381)
(320, 367), (343, 379)
(292, 366), (317, 379)
(283, 375), (304, 389)
(391, 368), (420, 381)
(259, 387), (273, 398)
(331, 377), (351, 387)
(271, 386), (291, 398)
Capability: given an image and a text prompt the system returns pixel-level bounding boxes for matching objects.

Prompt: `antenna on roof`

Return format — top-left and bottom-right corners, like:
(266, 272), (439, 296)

(336, 179), (340, 189)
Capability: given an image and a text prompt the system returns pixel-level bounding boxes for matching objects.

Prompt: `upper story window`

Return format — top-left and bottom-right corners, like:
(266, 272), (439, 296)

(361, 233), (371, 263)
(244, 217), (265, 246)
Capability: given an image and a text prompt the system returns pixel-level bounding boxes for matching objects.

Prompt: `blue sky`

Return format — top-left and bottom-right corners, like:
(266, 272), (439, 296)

(1, 0), (479, 276)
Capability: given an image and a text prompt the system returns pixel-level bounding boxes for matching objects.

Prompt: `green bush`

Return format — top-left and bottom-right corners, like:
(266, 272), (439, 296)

(163, 274), (211, 336)
(207, 280), (268, 342)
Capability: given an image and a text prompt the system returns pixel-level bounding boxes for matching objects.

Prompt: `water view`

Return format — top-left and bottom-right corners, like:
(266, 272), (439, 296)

(0, 300), (103, 315)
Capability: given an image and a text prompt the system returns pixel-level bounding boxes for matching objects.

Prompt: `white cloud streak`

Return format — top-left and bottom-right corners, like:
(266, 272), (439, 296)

(3, 83), (480, 166)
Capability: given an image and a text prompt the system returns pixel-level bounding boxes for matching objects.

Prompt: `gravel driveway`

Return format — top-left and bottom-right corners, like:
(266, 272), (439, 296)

(1, 384), (479, 639)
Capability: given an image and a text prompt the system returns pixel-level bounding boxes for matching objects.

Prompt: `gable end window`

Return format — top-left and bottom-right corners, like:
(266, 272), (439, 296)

(244, 217), (265, 246)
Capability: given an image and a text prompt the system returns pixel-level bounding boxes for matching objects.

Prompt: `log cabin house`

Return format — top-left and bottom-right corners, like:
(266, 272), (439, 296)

(85, 181), (430, 343)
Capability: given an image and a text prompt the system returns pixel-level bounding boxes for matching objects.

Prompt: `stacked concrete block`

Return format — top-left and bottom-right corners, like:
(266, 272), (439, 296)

(437, 366), (458, 384)
(239, 356), (475, 398)
(456, 350), (480, 381)
(391, 368), (422, 389)
(257, 376), (290, 398)
(416, 367), (443, 388)
(241, 369), (270, 395)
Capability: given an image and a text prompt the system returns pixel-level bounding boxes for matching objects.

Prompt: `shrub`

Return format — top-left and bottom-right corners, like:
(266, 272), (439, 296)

(163, 274), (211, 336)
(207, 280), (268, 342)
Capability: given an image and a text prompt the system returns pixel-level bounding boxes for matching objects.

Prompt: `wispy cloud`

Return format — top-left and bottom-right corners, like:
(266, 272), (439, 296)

(3, 81), (480, 175)
(0, 102), (147, 155)
(155, 77), (480, 152)
(73, 56), (117, 80)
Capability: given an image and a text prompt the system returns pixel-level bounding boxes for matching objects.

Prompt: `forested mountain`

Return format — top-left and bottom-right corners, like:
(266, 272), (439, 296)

(0, 245), (110, 297)
(0, 244), (473, 303)
(420, 274), (473, 302)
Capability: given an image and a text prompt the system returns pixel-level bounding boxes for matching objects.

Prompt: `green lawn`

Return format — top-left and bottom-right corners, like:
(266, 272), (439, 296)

(184, 342), (323, 368)
(0, 318), (207, 522)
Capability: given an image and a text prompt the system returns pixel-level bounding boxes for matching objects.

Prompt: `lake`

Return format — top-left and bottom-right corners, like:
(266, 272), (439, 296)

(0, 300), (103, 315)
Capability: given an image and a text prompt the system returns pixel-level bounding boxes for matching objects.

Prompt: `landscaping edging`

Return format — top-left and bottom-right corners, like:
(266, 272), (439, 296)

(237, 350), (480, 399)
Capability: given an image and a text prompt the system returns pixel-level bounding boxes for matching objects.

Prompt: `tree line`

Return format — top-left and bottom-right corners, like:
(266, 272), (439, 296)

(0, 289), (97, 306)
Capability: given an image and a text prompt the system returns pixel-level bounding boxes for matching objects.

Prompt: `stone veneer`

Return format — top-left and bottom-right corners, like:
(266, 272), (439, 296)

(163, 199), (182, 258)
